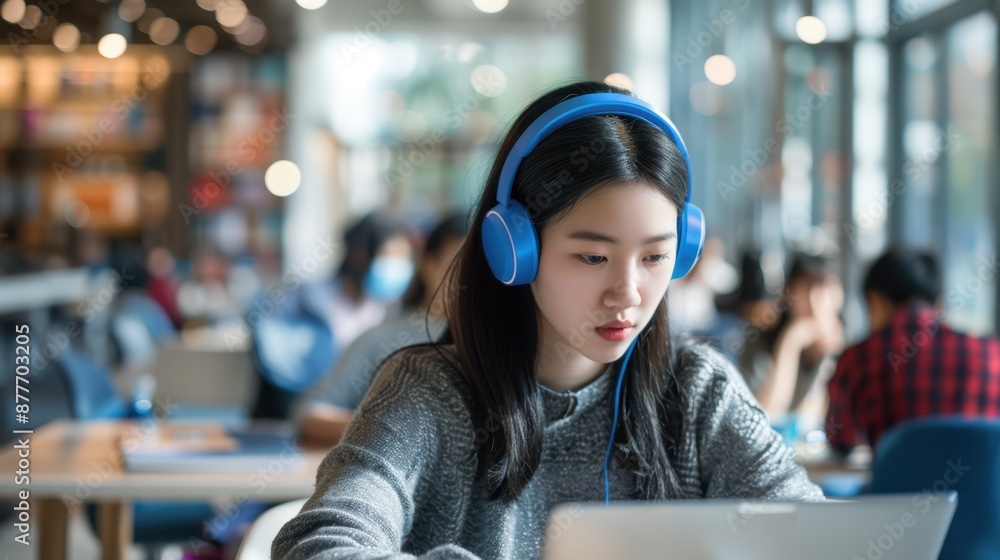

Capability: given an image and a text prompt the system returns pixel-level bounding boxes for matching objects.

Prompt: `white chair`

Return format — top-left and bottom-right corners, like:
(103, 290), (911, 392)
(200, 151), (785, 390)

(235, 498), (308, 560)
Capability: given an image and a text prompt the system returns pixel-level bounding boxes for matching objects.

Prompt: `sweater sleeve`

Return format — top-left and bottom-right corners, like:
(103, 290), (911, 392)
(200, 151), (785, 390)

(271, 347), (481, 560)
(687, 345), (825, 502)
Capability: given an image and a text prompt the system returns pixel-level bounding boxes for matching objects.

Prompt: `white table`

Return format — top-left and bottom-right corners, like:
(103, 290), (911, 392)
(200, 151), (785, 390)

(0, 420), (326, 560)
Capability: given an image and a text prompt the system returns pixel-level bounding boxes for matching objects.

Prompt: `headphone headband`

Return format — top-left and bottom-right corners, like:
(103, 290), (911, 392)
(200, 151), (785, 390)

(497, 92), (693, 207)
(481, 88), (704, 286)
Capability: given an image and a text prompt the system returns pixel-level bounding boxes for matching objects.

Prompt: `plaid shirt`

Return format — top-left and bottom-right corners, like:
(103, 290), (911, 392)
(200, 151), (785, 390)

(825, 303), (1000, 452)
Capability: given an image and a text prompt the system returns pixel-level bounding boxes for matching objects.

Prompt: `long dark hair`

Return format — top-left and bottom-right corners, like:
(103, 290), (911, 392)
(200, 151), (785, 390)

(427, 80), (690, 503)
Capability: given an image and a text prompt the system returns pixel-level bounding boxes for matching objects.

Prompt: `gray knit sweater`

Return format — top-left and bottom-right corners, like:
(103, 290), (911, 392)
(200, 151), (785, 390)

(272, 342), (824, 559)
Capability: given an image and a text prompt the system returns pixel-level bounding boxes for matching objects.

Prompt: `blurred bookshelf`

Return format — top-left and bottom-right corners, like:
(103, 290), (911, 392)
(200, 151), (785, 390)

(186, 53), (286, 263)
(0, 45), (288, 271)
(0, 45), (172, 265)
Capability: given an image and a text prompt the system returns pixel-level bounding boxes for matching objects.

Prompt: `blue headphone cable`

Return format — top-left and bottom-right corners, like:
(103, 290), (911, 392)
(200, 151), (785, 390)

(604, 335), (639, 506)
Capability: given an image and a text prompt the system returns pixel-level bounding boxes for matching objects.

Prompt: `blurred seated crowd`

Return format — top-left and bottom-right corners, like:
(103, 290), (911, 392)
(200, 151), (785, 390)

(5, 206), (999, 452)
(2, 207), (999, 556)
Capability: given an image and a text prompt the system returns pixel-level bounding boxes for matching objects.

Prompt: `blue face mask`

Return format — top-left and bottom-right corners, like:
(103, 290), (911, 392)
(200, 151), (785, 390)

(363, 256), (414, 303)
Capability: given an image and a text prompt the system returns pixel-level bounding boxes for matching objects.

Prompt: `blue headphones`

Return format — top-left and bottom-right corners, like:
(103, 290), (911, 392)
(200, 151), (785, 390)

(480, 92), (706, 505)
(481, 91), (705, 287)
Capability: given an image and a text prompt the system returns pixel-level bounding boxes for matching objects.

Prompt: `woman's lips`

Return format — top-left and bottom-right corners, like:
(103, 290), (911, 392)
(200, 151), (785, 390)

(596, 326), (633, 341)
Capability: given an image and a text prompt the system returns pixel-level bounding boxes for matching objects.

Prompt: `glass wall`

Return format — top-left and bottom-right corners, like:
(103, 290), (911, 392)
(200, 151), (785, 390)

(891, 2), (998, 335)
(944, 11), (996, 334)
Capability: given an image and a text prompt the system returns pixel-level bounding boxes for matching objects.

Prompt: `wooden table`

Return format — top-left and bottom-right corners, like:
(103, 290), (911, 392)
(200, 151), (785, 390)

(0, 420), (327, 560)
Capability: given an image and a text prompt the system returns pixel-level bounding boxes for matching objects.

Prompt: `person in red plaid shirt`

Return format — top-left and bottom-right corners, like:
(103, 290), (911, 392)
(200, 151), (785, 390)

(825, 247), (1000, 454)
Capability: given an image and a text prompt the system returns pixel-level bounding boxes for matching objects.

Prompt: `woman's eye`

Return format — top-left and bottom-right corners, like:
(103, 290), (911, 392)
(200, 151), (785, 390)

(578, 254), (670, 265)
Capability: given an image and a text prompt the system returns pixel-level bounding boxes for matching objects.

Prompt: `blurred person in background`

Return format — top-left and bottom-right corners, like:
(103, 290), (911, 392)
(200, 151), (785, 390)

(294, 212), (468, 447)
(76, 231), (111, 273)
(301, 209), (416, 353)
(249, 210), (416, 419)
(741, 254), (845, 417)
(145, 245), (183, 328)
(176, 247), (240, 325)
(667, 236), (738, 333)
(701, 249), (780, 364)
(825, 247), (1000, 454)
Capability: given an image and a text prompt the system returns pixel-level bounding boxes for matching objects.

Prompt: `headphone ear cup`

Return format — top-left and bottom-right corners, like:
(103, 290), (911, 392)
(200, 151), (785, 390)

(671, 203), (705, 280)
(482, 199), (539, 285)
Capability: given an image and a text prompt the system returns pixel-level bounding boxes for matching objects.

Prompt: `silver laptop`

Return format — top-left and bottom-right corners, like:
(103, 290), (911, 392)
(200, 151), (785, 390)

(542, 493), (957, 560)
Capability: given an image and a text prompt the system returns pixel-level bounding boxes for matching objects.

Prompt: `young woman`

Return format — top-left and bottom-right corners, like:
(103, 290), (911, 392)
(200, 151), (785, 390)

(272, 81), (823, 560)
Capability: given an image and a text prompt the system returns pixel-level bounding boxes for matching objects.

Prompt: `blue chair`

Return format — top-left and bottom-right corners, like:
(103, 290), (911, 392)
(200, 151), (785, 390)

(868, 416), (1000, 560)
(110, 291), (177, 365)
(57, 349), (131, 419)
(248, 309), (336, 419)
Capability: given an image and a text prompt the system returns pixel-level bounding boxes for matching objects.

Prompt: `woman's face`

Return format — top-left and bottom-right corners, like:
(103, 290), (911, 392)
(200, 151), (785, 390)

(530, 181), (679, 366)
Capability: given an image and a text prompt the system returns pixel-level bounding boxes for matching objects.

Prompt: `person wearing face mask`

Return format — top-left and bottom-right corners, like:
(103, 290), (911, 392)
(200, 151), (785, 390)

(249, 210), (415, 420)
(312, 210), (416, 352)
(293, 212), (469, 448)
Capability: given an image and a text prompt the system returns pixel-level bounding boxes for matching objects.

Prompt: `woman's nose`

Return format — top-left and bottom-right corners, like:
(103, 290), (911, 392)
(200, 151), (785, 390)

(603, 263), (642, 310)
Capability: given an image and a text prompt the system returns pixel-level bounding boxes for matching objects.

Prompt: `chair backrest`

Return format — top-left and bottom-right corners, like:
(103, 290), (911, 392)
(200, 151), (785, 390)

(122, 290), (176, 342)
(250, 312), (335, 395)
(869, 415), (1000, 560)
(111, 291), (176, 365)
(112, 313), (158, 365)
(56, 349), (129, 419)
(234, 498), (307, 560)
